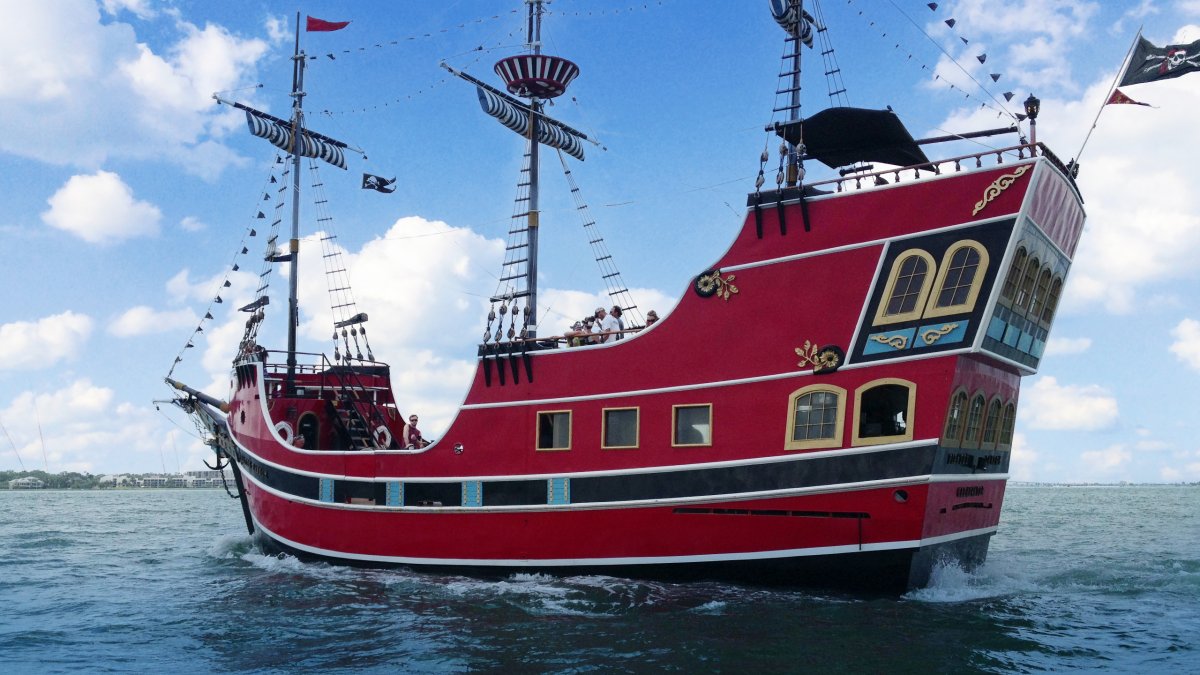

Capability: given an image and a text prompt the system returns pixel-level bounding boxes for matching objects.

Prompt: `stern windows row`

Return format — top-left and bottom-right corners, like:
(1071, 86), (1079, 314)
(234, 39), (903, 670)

(999, 246), (1063, 326)
(536, 404), (712, 451)
(943, 390), (1016, 450)
(785, 378), (916, 451)
(874, 241), (990, 326)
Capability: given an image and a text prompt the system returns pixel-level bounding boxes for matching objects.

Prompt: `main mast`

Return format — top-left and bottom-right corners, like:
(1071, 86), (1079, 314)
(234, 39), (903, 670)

(524, 0), (544, 338)
(286, 12), (305, 391)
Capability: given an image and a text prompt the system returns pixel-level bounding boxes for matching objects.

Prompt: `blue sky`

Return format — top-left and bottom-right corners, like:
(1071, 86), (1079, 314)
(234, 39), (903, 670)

(0, 0), (1198, 482)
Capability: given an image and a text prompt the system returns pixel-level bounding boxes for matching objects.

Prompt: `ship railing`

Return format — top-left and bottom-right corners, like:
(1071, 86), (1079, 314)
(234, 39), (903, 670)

(806, 142), (1079, 199)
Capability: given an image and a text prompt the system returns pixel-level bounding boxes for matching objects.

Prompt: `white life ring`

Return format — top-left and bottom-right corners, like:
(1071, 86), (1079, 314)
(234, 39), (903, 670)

(375, 425), (393, 448)
(274, 421), (294, 444)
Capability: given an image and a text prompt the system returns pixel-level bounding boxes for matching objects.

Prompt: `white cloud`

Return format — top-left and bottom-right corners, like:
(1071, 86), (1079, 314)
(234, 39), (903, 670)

(1169, 318), (1200, 372)
(1080, 443), (1132, 473)
(0, 1), (269, 178)
(180, 216), (206, 232)
(0, 312), (93, 371)
(41, 171), (161, 243)
(1020, 375), (1118, 431)
(1044, 336), (1092, 356)
(1009, 432), (1038, 481)
(100, 0), (156, 20)
(109, 306), (198, 337)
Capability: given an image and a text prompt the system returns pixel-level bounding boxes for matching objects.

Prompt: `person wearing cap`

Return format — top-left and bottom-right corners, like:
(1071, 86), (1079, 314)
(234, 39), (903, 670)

(646, 310), (659, 326)
(564, 320), (587, 347)
(610, 305), (626, 340)
(402, 414), (427, 449)
(592, 306), (620, 344)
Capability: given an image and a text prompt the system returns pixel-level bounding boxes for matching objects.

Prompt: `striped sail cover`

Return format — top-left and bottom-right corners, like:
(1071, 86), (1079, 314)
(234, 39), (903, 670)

(475, 87), (585, 161)
(245, 111), (347, 170)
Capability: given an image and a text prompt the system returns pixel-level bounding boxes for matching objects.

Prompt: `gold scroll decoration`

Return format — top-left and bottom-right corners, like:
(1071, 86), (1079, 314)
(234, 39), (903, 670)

(972, 165), (1031, 216)
(920, 323), (960, 345)
(869, 334), (909, 350)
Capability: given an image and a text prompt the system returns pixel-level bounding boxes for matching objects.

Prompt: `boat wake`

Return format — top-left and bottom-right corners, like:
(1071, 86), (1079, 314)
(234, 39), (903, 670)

(904, 557), (1038, 603)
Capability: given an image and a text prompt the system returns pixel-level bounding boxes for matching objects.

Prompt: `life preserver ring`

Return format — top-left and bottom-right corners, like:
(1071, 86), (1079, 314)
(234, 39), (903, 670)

(274, 421), (294, 444)
(374, 425), (393, 449)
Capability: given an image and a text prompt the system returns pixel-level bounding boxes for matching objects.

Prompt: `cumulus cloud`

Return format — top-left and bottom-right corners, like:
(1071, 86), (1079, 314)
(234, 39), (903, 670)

(0, 312), (93, 371)
(1044, 336), (1092, 356)
(1080, 444), (1132, 474)
(109, 306), (198, 337)
(1020, 375), (1118, 431)
(41, 171), (161, 243)
(1009, 432), (1038, 481)
(180, 216), (206, 232)
(0, 1), (269, 178)
(1169, 318), (1200, 371)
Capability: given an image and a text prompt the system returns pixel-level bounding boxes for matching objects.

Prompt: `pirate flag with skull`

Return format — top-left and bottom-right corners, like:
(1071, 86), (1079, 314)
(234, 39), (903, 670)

(1120, 36), (1200, 86)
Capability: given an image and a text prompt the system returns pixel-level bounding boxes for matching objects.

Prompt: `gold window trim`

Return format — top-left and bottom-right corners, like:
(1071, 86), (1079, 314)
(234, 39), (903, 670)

(601, 406), (640, 449)
(923, 240), (991, 319)
(873, 249), (937, 326)
(851, 377), (917, 447)
(535, 409), (573, 452)
(943, 388), (969, 447)
(784, 384), (847, 451)
(960, 392), (988, 450)
(672, 403), (713, 448)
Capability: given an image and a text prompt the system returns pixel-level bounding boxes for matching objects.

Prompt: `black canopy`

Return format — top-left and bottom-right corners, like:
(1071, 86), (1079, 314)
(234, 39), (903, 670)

(774, 107), (929, 170)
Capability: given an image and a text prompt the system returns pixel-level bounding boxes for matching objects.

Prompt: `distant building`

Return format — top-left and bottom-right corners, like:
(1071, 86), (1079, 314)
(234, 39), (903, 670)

(8, 477), (46, 489)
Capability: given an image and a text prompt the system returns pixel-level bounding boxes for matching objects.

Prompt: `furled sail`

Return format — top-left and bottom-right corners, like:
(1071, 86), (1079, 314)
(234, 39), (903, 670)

(244, 111), (347, 170)
(476, 87), (585, 161)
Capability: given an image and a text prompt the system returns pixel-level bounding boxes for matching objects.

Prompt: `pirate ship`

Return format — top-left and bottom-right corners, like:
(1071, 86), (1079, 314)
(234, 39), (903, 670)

(168, 2), (1085, 591)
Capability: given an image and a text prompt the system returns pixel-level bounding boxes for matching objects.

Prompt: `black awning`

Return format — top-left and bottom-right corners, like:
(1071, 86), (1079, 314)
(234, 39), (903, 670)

(774, 107), (930, 170)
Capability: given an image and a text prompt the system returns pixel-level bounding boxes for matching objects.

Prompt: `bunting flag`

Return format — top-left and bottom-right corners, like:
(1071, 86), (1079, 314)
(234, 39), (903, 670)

(475, 87), (585, 160)
(245, 111), (347, 170)
(362, 173), (397, 193)
(306, 16), (350, 32)
(1106, 88), (1151, 107)
(1120, 36), (1200, 86)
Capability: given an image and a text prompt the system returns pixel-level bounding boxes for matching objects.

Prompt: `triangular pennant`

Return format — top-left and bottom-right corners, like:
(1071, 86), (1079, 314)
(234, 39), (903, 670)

(961, 37), (969, 45)
(991, 73), (1001, 82)
(241, 247), (248, 254)
(256, 211), (265, 218)
(204, 312), (214, 320)
(1003, 92), (1014, 102)
(232, 264), (239, 272)
(263, 194), (270, 201)
(223, 280), (232, 287)
(186, 342), (194, 348)
(270, 176), (277, 183)
(215, 296), (223, 304)
(1106, 88), (1151, 107)
(249, 229), (257, 236)
(977, 53), (987, 64)
(927, 3), (938, 9)
(945, 18), (956, 28)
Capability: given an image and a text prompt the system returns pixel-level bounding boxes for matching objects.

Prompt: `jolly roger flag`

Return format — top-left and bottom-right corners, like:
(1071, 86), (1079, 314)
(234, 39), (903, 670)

(362, 173), (396, 194)
(1119, 36), (1200, 86)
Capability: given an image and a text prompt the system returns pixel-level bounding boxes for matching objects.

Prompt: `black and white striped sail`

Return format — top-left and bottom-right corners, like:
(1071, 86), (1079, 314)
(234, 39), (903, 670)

(245, 111), (347, 170)
(476, 87), (585, 161)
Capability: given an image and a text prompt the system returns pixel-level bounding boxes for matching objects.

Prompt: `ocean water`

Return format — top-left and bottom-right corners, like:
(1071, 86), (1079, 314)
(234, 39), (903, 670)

(0, 486), (1196, 673)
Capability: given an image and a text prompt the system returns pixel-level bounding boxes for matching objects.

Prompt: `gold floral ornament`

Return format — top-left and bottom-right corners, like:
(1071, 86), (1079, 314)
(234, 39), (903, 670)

(694, 270), (740, 301)
(972, 165), (1030, 216)
(921, 323), (959, 345)
(796, 341), (844, 373)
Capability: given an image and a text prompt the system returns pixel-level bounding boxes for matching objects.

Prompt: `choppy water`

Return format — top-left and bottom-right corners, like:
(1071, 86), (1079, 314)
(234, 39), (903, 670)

(0, 486), (1196, 673)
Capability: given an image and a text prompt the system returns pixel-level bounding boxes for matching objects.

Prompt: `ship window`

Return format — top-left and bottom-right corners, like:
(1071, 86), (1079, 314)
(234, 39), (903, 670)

(873, 249), (936, 325)
(925, 241), (990, 318)
(1029, 267), (1053, 319)
(852, 378), (916, 446)
(785, 385), (846, 451)
(1000, 247), (1027, 303)
(943, 390), (969, 446)
(1015, 256), (1040, 310)
(536, 410), (572, 451)
(673, 404), (712, 447)
(981, 397), (1003, 448)
(1041, 276), (1064, 324)
(602, 407), (639, 449)
(962, 394), (986, 447)
(999, 402), (1017, 448)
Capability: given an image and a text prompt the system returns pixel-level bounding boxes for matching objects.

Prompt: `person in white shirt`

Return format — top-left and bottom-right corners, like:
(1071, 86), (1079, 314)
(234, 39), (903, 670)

(591, 306), (620, 343)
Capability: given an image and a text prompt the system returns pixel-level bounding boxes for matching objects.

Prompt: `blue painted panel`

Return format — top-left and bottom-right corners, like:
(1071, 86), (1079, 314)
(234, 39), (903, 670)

(863, 327), (916, 355)
(914, 320), (970, 349)
(462, 481), (483, 507)
(987, 316), (1007, 341)
(319, 478), (335, 503)
(385, 481), (403, 507)
(1002, 324), (1021, 348)
(548, 477), (570, 505)
(1017, 332), (1034, 353)
(1031, 338), (1046, 359)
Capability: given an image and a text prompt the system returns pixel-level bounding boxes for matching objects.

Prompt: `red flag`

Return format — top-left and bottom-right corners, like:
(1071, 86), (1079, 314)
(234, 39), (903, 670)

(1106, 88), (1151, 107)
(306, 16), (350, 32)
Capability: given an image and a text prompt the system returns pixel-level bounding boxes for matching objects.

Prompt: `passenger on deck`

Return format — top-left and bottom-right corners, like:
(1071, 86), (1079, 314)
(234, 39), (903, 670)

(564, 321), (587, 347)
(582, 316), (597, 343)
(402, 415), (428, 449)
(646, 310), (659, 326)
(592, 307), (620, 344)
(610, 305), (625, 340)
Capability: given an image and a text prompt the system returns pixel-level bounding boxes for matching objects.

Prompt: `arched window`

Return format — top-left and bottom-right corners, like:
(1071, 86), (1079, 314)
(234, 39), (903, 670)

(1000, 247), (1027, 303)
(999, 402), (1017, 448)
(962, 394), (986, 447)
(852, 378), (916, 446)
(981, 397), (1003, 448)
(1029, 267), (1053, 320)
(925, 241), (990, 318)
(873, 249), (936, 325)
(943, 390), (969, 446)
(1015, 256), (1040, 310)
(785, 385), (847, 451)
(1041, 277), (1064, 324)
